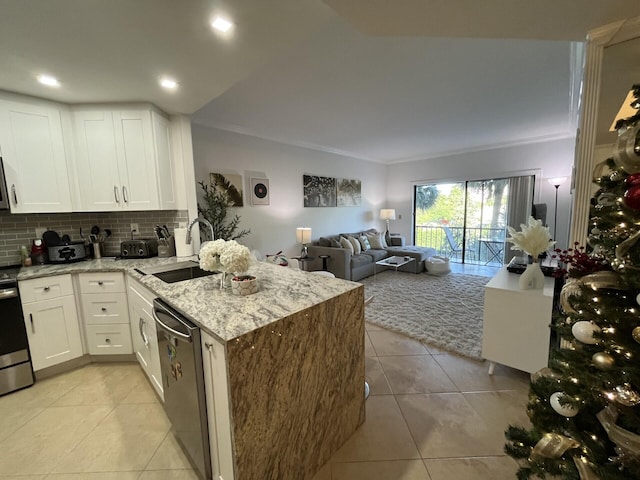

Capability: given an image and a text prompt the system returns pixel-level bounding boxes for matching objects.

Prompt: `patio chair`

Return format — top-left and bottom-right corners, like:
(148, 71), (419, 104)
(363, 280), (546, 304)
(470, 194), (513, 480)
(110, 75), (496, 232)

(443, 226), (475, 261)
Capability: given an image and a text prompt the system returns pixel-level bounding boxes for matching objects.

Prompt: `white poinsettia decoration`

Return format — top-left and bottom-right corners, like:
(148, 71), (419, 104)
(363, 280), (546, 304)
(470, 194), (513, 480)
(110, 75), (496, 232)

(199, 239), (251, 274)
(506, 216), (555, 259)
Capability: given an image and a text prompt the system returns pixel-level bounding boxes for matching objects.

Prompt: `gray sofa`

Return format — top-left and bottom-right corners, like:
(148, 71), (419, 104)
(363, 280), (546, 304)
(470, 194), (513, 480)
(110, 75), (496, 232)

(306, 228), (437, 281)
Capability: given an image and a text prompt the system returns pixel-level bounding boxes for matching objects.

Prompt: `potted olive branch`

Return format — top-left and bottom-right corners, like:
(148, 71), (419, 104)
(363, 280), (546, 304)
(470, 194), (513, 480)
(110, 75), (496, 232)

(197, 180), (250, 241)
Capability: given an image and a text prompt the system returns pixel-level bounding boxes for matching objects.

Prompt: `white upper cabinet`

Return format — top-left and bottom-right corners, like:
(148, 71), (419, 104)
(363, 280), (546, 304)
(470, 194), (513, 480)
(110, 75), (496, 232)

(73, 107), (161, 211)
(0, 97), (73, 213)
(152, 111), (177, 210)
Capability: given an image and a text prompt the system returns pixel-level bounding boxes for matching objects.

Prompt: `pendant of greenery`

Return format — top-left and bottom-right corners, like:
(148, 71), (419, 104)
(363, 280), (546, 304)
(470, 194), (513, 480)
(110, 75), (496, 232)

(197, 179), (250, 241)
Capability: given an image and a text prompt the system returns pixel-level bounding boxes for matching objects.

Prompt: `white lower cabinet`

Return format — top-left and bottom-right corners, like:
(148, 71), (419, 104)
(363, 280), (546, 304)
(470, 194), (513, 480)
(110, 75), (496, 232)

(128, 278), (163, 400)
(78, 273), (132, 356)
(19, 275), (83, 371)
(201, 331), (235, 480)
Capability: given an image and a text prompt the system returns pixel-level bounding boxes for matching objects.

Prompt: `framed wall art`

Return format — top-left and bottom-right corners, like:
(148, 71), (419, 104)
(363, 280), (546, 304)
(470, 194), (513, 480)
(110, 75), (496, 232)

(210, 172), (244, 207)
(336, 178), (362, 206)
(303, 174), (336, 207)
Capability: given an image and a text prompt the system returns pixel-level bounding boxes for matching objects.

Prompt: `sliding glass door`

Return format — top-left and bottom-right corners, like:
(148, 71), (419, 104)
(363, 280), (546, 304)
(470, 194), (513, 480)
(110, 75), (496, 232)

(414, 176), (530, 265)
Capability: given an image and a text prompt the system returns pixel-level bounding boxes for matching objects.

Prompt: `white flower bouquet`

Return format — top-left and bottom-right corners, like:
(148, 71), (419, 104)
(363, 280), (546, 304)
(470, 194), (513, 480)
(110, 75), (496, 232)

(199, 239), (251, 274)
(506, 217), (555, 259)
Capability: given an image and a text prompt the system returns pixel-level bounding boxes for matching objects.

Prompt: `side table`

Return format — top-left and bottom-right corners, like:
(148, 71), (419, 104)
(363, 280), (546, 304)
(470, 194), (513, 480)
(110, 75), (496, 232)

(318, 254), (330, 271)
(291, 256), (316, 272)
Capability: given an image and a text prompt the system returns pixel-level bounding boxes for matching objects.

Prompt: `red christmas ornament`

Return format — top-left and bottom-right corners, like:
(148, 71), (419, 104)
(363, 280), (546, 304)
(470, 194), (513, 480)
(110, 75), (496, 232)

(624, 184), (640, 210)
(625, 173), (640, 187)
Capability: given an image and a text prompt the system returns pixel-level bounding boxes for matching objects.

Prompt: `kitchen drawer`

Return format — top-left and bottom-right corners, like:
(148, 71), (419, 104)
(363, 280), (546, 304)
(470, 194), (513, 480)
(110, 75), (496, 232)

(82, 293), (129, 325)
(86, 323), (133, 355)
(19, 274), (73, 303)
(78, 272), (125, 294)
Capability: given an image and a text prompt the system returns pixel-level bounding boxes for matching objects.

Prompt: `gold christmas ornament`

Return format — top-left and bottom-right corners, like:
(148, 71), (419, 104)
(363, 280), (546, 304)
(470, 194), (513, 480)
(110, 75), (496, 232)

(614, 384), (640, 407)
(632, 326), (640, 343)
(592, 352), (616, 370)
(529, 432), (580, 460)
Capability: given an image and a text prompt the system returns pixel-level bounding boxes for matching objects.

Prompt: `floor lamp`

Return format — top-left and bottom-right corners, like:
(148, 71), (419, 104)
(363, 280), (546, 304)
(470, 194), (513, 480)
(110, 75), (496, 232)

(547, 177), (568, 240)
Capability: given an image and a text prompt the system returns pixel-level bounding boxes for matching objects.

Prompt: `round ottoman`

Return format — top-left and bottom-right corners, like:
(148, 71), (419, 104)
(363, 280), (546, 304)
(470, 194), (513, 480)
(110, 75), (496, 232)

(425, 256), (451, 276)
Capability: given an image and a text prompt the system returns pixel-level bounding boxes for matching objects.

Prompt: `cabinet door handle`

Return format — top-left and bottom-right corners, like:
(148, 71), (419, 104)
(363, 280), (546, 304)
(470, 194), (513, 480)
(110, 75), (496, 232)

(139, 318), (149, 347)
(30, 313), (34, 333)
(105, 338), (111, 343)
(204, 342), (213, 351)
(97, 281), (104, 286)
(43, 286), (50, 292)
(101, 307), (107, 312)
(122, 185), (128, 204)
(11, 184), (17, 205)
(114, 185), (120, 203)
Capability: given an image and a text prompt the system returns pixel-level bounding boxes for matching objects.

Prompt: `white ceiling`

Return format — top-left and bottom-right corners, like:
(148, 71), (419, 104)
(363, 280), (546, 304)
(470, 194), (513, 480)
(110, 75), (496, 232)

(2, 1), (639, 163)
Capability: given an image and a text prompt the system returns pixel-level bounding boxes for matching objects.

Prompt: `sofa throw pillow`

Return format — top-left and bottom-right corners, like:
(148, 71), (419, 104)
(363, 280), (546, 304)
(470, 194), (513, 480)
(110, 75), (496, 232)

(348, 236), (361, 255)
(359, 235), (371, 251)
(339, 236), (354, 254)
(330, 239), (342, 248)
(366, 232), (384, 249)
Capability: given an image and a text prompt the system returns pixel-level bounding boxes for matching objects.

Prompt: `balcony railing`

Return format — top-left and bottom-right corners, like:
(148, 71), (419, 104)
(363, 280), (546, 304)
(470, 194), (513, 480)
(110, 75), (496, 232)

(414, 225), (507, 266)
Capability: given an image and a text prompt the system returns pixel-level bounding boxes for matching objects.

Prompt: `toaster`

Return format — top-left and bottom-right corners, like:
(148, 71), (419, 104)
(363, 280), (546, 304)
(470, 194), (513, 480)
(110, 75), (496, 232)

(120, 239), (159, 259)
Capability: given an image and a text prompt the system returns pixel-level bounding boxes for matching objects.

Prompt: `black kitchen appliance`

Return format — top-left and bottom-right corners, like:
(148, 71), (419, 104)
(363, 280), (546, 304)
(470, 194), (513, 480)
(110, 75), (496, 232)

(120, 239), (158, 258)
(0, 266), (35, 396)
(0, 157), (10, 210)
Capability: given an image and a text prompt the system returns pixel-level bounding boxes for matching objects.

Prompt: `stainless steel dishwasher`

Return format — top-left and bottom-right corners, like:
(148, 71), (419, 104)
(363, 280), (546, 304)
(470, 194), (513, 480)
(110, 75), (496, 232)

(153, 298), (211, 480)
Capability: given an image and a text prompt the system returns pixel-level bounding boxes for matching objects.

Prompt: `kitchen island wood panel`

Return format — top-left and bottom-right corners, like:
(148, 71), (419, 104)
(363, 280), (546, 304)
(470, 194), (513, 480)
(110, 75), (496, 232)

(226, 286), (364, 480)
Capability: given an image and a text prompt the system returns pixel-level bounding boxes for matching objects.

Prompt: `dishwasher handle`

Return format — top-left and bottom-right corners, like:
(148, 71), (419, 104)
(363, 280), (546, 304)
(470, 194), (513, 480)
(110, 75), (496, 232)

(152, 300), (194, 343)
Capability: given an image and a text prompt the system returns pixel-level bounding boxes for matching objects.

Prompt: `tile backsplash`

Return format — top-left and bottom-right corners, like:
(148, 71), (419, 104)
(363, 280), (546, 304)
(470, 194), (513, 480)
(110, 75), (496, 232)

(0, 210), (189, 267)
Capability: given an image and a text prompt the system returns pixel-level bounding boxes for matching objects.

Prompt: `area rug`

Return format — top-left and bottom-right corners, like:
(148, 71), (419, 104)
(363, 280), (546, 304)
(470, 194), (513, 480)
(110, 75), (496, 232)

(359, 270), (490, 359)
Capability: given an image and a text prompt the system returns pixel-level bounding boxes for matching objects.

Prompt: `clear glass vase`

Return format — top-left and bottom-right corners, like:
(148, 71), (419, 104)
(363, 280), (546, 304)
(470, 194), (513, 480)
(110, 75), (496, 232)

(219, 271), (231, 290)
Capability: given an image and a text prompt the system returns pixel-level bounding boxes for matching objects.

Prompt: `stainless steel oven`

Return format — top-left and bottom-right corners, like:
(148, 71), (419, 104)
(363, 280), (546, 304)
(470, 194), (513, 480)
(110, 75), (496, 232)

(153, 298), (211, 480)
(0, 267), (34, 396)
(0, 157), (10, 210)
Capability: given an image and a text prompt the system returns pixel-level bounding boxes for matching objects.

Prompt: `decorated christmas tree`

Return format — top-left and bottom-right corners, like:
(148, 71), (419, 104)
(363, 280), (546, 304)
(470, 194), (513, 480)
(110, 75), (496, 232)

(505, 85), (640, 479)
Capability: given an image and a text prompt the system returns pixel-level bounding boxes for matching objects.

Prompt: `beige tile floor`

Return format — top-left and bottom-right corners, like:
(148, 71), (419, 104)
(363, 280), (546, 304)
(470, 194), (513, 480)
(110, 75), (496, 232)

(0, 263), (530, 480)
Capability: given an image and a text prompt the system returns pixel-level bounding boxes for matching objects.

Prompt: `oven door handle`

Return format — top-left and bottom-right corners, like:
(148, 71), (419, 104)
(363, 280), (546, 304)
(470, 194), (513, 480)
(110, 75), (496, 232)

(0, 287), (18, 299)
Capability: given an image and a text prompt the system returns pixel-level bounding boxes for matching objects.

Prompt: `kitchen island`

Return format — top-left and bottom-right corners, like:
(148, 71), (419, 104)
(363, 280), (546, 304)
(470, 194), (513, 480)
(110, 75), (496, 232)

(17, 258), (366, 480)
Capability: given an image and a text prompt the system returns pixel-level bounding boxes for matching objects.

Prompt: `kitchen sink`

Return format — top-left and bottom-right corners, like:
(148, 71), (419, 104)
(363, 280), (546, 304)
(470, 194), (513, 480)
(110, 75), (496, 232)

(153, 265), (217, 283)
(143, 261), (217, 283)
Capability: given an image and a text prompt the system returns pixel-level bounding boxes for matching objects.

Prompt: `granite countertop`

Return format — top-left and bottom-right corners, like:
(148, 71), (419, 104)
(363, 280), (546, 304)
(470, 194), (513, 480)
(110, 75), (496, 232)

(17, 257), (360, 343)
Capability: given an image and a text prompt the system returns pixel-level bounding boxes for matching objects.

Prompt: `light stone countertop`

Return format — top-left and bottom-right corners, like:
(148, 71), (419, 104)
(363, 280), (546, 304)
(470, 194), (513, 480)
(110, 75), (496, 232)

(17, 257), (360, 343)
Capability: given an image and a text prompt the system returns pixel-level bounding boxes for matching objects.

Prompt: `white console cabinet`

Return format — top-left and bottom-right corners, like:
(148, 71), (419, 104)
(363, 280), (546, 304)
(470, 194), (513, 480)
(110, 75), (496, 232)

(482, 267), (554, 374)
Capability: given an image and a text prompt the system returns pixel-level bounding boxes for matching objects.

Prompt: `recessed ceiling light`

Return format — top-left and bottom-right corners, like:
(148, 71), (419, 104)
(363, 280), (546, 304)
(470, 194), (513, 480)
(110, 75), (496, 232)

(160, 78), (178, 90)
(211, 16), (233, 33)
(37, 74), (60, 87)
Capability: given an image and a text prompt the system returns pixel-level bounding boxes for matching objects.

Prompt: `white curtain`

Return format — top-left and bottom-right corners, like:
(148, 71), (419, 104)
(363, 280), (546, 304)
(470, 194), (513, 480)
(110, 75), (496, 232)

(505, 175), (535, 264)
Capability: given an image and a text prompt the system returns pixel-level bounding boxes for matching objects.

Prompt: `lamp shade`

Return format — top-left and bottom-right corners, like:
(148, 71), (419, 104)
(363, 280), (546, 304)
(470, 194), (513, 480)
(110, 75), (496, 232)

(296, 227), (312, 244)
(380, 209), (396, 221)
(547, 177), (568, 187)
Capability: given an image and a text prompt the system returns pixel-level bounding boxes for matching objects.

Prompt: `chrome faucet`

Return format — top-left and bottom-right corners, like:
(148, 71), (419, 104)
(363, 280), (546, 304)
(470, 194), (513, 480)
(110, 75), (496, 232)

(185, 217), (214, 244)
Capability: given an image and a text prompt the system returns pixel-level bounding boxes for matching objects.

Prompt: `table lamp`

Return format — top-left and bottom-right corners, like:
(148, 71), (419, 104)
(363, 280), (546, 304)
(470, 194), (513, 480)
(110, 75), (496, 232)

(296, 227), (312, 258)
(380, 209), (396, 234)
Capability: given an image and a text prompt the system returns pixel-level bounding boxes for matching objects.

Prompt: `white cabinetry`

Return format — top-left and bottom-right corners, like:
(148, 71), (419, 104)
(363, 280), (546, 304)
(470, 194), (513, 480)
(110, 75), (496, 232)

(73, 107), (173, 211)
(78, 272), (132, 355)
(127, 278), (163, 400)
(202, 331), (235, 480)
(482, 267), (554, 374)
(19, 275), (83, 371)
(0, 96), (73, 213)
